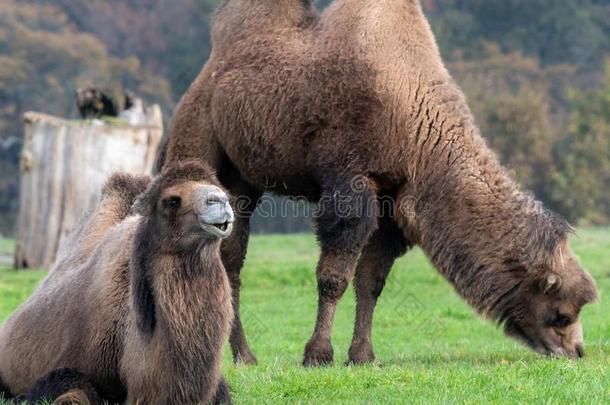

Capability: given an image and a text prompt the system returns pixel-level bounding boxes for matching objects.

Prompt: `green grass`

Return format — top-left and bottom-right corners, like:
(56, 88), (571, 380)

(0, 237), (46, 320)
(0, 238), (13, 256)
(1, 229), (609, 403)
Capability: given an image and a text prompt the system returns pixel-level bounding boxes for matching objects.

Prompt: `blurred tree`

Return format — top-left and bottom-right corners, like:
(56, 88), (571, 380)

(479, 92), (555, 202)
(551, 61), (610, 224)
(429, 0), (610, 70)
(28, 0), (219, 98)
(0, 0), (172, 233)
(448, 49), (569, 203)
(0, 0), (609, 233)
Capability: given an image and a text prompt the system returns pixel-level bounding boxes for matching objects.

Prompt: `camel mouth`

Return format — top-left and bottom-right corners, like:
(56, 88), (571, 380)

(534, 343), (584, 359)
(215, 222), (230, 232)
(504, 320), (585, 359)
(200, 220), (233, 239)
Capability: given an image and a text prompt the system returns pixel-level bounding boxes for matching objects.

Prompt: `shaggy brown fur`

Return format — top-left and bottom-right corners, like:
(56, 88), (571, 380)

(156, 0), (599, 365)
(0, 163), (234, 404)
(53, 173), (150, 273)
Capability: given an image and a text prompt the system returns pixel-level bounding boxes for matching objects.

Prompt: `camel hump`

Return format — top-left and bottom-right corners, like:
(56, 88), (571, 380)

(102, 173), (150, 204)
(52, 173), (149, 266)
(319, 0), (442, 66)
(213, 0), (318, 47)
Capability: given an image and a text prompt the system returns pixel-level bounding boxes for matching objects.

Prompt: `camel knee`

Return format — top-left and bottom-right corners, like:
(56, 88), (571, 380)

(318, 273), (350, 301)
(23, 368), (101, 405)
(370, 277), (388, 299)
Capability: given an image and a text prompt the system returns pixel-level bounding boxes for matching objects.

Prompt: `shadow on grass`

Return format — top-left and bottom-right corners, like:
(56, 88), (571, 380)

(374, 341), (609, 368)
(377, 351), (538, 368)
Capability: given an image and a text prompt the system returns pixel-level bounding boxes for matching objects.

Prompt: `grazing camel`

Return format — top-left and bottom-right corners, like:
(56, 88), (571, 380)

(155, 0), (598, 366)
(0, 163), (234, 404)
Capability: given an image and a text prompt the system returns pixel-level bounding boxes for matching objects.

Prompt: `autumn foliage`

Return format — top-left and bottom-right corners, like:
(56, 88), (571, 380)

(0, 0), (608, 232)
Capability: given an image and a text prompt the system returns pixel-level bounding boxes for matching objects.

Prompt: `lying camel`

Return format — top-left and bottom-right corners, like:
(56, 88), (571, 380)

(155, 0), (598, 366)
(0, 162), (234, 404)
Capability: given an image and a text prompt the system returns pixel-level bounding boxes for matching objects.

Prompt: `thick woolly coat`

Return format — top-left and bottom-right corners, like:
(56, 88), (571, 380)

(157, 0), (597, 329)
(0, 170), (232, 404)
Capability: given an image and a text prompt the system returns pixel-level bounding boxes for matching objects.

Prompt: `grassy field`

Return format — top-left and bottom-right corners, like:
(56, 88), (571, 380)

(0, 229), (609, 404)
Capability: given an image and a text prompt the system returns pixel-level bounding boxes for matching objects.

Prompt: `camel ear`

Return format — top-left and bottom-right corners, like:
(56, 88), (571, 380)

(132, 190), (153, 217)
(543, 273), (562, 294)
(579, 270), (599, 304)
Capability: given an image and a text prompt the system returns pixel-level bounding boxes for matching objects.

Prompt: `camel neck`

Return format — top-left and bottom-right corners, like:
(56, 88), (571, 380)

(143, 244), (230, 402)
(152, 244), (228, 343)
(396, 111), (569, 314)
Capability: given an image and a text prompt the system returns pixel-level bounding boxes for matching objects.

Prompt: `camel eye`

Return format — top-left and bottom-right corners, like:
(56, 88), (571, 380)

(549, 313), (573, 328)
(164, 196), (182, 209)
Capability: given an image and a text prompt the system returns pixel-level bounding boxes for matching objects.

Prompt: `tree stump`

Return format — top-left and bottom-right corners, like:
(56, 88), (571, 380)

(14, 109), (162, 269)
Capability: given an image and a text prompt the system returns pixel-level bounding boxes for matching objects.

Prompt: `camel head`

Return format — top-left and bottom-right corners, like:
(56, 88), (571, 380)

(498, 243), (598, 358)
(133, 161), (234, 251)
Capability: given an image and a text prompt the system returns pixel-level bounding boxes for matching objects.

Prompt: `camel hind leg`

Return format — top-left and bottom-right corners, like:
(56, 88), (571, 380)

(220, 178), (262, 364)
(348, 214), (411, 364)
(212, 377), (232, 405)
(22, 368), (102, 405)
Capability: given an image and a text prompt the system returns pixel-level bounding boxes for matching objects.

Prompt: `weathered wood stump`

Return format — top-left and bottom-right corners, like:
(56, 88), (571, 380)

(14, 109), (162, 269)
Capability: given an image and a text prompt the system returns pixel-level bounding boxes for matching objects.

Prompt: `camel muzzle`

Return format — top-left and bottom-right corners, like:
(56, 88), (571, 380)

(194, 186), (234, 239)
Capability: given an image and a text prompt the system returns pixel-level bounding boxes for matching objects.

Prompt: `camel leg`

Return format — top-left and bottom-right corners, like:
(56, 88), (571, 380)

(303, 175), (379, 366)
(221, 181), (262, 364)
(212, 377), (232, 405)
(22, 368), (103, 405)
(348, 215), (411, 364)
(53, 389), (98, 405)
(0, 380), (13, 403)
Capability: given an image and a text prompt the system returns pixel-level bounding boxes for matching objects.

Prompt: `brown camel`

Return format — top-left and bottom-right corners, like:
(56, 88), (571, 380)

(0, 163), (234, 404)
(155, 0), (598, 366)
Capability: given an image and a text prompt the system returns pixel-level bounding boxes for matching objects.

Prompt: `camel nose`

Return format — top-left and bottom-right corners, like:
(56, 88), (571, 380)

(567, 322), (585, 359)
(194, 186), (234, 238)
(575, 343), (585, 358)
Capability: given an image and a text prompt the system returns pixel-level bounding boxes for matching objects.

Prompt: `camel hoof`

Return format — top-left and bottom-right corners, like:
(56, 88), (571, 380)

(347, 341), (375, 365)
(233, 350), (258, 365)
(303, 339), (334, 367)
